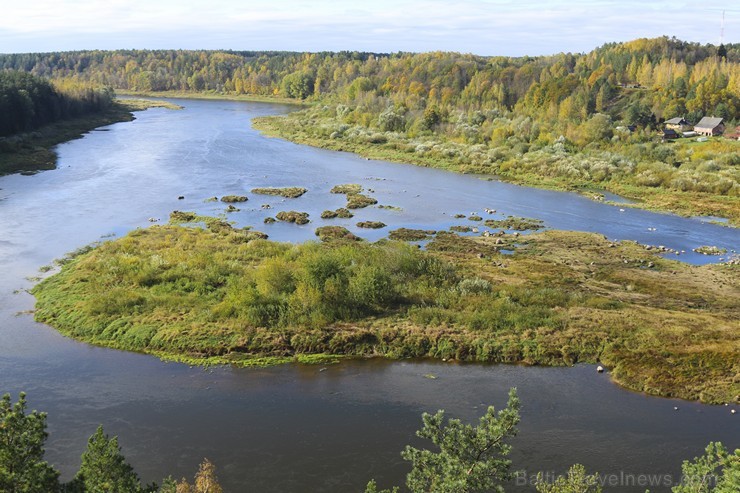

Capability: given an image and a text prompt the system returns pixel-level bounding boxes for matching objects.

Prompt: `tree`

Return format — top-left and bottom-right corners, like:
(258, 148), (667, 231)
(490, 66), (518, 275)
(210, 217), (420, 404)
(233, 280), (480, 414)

(174, 459), (223, 493)
(281, 72), (314, 99)
(672, 442), (740, 493)
(578, 113), (613, 144)
(368, 388), (520, 493)
(0, 393), (60, 493)
(75, 425), (141, 493)
(535, 464), (602, 493)
(717, 44), (727, 60)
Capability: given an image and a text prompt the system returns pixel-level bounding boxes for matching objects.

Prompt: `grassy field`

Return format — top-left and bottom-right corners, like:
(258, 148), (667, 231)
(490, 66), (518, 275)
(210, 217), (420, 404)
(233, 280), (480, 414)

(32, 222), (739, 404)
(0, 99), (181, 176)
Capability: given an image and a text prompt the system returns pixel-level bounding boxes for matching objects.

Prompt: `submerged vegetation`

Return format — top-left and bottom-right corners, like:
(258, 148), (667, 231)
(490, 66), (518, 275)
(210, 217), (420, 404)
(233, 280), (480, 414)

(32, 223), (739, 403)
(388, 228), (436, 241)
(275, 210), (310, 224)
(356, 221), (386, 229)
(346, 193), (379, 209)
(220, 195), (248, 203)
(484, 216), (545, 231)
(251, 187), (308, 198)
(331, 183), (363, 194)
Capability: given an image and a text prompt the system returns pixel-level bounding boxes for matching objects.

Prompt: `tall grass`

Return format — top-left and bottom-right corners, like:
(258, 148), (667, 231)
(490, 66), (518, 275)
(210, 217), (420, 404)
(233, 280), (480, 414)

(32, 225), (740, 403)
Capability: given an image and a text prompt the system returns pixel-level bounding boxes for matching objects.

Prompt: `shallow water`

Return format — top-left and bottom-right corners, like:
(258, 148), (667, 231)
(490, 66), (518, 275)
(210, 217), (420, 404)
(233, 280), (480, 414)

(0, 99), (737, 492)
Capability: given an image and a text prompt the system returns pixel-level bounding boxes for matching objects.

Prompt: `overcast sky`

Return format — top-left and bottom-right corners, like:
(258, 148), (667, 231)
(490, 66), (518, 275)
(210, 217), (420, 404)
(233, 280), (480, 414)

(0, 0), (737, 56)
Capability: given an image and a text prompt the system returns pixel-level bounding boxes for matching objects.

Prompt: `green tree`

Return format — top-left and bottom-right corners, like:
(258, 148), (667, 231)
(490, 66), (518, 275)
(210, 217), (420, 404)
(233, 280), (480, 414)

(579, 113), (613, 144)
(281, 72), (314, 99)
(535, 464), (602, 493)
(672, 442), (740, 493)
(0, 392), (60, 493)
(74, 425), (141, 493)
(368, 388), (520, 493)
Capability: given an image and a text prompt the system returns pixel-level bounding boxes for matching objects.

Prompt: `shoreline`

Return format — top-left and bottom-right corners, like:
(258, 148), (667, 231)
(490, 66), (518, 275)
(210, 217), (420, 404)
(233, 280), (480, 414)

(0, 99), (180, 177)
(251, 113), (740, 227)
(115, 89), (305, 106)
(83, 90), (737, 227)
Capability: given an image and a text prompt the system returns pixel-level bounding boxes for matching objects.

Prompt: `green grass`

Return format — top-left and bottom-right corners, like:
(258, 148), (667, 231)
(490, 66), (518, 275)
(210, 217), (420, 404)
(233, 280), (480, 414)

(32, 223), (739, 403)
(315, 226), (361, 242)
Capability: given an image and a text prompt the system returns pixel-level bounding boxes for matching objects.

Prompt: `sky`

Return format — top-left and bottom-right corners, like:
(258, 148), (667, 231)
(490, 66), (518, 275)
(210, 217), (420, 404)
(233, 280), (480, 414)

(0, 0), (737, 56)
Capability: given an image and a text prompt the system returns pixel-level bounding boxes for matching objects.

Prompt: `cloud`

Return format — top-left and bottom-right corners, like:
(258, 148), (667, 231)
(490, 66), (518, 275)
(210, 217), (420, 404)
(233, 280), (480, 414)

(0, 0), (734, 55)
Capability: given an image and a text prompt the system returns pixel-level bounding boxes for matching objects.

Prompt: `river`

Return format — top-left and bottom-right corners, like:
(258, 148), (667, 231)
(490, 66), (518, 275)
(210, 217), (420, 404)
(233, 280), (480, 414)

(0, 99), (737, 492)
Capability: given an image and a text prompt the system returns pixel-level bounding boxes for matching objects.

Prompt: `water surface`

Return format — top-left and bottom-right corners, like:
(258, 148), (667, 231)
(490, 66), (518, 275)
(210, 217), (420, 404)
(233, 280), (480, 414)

(0, 99), (737, 492)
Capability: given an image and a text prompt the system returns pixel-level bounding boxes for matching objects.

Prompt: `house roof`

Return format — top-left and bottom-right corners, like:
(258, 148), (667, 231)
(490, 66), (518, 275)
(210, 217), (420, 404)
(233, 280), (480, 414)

(695, 117), (724, 129)
(665, 117), (688, 125)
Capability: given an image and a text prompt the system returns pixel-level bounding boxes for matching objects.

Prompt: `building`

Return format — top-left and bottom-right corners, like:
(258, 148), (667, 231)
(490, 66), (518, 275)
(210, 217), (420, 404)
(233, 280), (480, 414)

(662, 128), (680, 141)
(693, 117), (725, 137)
(664, 117), (693, 133)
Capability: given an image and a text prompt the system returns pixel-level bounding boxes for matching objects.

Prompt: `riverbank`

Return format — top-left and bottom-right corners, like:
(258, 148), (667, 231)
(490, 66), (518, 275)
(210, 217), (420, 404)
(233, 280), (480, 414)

(115, 89), (305, 106)
(252, 112), (740, 227)
(0, 99), (181, 177)
(98, 91), (739, 226)
(31, 221), (739, 404)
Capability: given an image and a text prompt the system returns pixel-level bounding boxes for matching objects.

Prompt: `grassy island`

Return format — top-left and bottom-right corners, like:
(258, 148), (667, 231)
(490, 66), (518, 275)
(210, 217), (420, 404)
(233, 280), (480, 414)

(251, 187), (308, 198)
(32, 222), (739, 404)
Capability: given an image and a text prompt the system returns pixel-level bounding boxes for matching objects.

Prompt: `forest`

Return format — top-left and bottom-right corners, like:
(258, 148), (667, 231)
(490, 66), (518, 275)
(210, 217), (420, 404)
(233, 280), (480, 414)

(1, 38), (737, 124)
(0, 70), (114, 137)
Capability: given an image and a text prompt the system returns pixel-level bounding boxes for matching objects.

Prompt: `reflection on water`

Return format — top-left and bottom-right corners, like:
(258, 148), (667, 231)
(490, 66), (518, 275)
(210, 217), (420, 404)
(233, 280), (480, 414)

(0, 99), (737, 492)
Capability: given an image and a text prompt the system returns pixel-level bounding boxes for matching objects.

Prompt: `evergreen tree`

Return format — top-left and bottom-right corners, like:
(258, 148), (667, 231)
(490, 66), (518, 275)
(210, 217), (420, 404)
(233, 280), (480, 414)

(367, 388), (521, 493)
(672, 442), (740, 493)
(74, 425), (141, 493)
(0, 392), (60, 493)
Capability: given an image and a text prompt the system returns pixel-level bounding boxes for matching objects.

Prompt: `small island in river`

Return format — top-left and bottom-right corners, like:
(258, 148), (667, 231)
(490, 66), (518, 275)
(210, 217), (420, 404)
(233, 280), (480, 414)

(32, 218), (739, 404)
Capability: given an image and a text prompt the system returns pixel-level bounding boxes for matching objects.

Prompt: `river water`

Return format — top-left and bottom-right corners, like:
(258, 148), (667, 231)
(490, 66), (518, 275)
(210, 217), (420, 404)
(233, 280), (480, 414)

(0, 99), (737, 492)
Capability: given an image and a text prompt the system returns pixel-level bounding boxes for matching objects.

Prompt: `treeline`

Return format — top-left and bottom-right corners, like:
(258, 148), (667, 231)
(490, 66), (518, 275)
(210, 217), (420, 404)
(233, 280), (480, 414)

(0, 70), (114, 137)
(0, 37), (737, 125)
